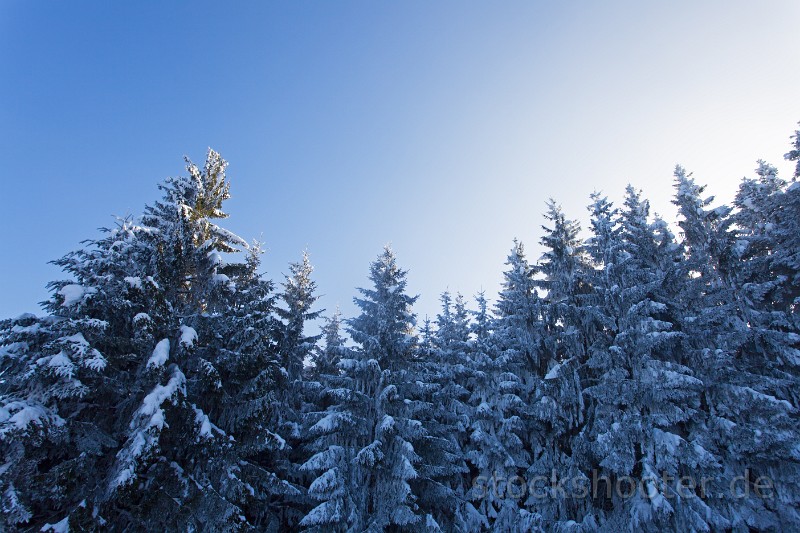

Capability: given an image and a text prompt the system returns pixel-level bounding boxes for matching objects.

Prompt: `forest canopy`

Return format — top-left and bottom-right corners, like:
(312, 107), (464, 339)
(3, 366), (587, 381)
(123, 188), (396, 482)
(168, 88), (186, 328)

(2, 124), (800, 531)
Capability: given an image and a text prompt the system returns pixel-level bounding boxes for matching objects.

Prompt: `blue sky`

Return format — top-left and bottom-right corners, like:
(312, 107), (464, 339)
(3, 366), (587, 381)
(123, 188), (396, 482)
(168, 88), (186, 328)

(1, 1), (798, 324)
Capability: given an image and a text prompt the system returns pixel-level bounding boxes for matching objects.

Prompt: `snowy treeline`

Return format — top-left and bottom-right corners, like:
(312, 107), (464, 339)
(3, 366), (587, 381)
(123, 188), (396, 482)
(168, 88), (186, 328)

(2, 125), (800, 532)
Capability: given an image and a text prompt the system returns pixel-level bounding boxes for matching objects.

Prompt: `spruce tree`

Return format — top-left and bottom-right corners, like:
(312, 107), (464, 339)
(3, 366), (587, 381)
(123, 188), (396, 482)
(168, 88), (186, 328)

(710, 160), (800, 529)
(467, 241), (538, 530)
(301, 247), (426, 530)
(528, 201), (596, 527)
(585, 186), (714, 531)
(0, 150), (288, 531)
(273, 251), (323, 528)
(416, 292), (483, 530)
(311, 308), (346, 382)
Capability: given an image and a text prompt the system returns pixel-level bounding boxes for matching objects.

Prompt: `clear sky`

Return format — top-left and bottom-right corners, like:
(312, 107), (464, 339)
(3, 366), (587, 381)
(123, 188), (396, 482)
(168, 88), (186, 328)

(1, 1), (798, 325)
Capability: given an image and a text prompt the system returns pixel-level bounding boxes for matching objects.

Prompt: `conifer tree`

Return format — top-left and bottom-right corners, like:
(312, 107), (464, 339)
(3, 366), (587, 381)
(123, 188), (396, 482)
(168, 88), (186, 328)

(708, 160), (800, 529)
(416, 292), (483, 530)
(301, 247), (426, 530)
(272, 251), (323, 527)
(586, 186), (714, 531)
(467, 241), (538, 530)
(528, 201), (596, 527)
(278, 251), (323, 384)
(0, 218), (135, 529)
(311, 308), (346, 382)
(207, 241), (296, 528)
(0, 151), (288, 531)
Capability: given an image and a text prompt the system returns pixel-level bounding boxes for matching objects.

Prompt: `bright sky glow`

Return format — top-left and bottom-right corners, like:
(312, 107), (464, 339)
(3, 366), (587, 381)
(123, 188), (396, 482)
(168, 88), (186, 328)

(1, 1), (798, 323)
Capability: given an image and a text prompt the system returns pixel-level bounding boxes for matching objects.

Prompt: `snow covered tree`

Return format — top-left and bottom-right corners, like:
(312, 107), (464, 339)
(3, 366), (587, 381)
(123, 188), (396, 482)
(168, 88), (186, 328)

(441, 291), (496, 531)
(278, 251), (323, 384)
(0, 150), (289, 531)
(311, 308), (347, 382)
(301, 247), (427, 531)
(466, 241), (538, 530)
(672, 166), (732, 266)
(412, 292), (484, 530)
(730, 161), (799, 378)
(670, 167), (763, 530)
(584, 186), (719, 531)
(701, 160), (800, 529)
(733, 161), (800, 327)
(0, 208), (184, 530)
(199, 241), (298, 528)
(767, 178), (800, 328)
(527, 201), (597, 528)
(270, 251), (324, 527)
(97, 150), (265, 531)
(471, 291), (492, 343)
